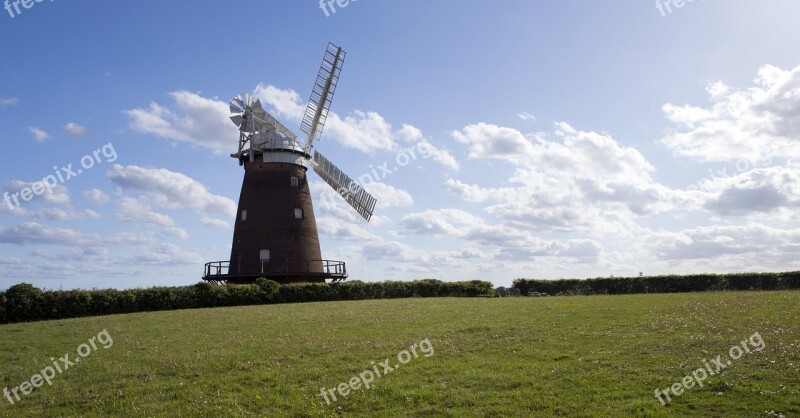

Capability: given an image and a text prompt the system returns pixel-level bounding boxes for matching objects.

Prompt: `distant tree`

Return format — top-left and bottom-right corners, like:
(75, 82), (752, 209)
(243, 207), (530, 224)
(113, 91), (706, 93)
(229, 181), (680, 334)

(4, 283), (44, 322)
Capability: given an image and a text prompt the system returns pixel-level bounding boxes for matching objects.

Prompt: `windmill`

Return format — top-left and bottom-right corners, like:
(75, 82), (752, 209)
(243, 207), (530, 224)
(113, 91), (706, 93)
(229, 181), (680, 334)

(203, 43), (376, 284)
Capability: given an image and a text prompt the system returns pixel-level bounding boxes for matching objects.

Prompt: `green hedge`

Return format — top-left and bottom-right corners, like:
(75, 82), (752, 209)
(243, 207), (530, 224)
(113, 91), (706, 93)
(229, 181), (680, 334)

(0, 279), (493, 324)
(513, 271), (800, 296)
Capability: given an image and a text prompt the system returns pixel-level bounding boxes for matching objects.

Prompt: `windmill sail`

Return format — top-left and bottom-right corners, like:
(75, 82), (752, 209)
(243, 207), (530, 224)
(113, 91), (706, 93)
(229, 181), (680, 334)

(312, 151), (376, 222)
(301, 43), (346, 153)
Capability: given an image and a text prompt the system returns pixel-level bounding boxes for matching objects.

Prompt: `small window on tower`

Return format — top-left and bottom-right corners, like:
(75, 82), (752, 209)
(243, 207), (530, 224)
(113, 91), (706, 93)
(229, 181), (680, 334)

(241, 210), (247, 221)
(294, 208), (304, 219)
(290, 176), (299, 187)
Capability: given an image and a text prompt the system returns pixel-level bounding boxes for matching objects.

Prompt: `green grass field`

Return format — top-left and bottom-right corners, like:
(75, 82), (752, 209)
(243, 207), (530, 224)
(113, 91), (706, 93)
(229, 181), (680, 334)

(1, 291), (798, 417)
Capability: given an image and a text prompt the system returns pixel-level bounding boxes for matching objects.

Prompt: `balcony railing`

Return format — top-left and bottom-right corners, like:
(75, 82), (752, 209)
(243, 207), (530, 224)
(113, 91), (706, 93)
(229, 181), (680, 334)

(203, 259), (347, 282)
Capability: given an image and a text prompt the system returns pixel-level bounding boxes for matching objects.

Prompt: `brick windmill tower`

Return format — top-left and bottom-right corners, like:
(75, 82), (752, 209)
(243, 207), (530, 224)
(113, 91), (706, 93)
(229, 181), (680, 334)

(203, 43), (377, 284)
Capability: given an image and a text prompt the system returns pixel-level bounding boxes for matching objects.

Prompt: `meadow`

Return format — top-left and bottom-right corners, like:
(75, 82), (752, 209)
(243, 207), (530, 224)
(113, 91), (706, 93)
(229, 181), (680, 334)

(0, 291), (798, 417)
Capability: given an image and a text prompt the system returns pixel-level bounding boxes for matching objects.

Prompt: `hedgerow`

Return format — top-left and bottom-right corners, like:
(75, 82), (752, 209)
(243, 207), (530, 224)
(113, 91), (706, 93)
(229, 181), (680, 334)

(0, 279), (494, 324)
(513, 271), (800, 296)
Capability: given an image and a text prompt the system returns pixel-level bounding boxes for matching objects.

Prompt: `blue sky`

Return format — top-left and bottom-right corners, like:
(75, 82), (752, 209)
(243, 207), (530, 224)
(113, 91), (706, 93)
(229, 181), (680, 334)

(2, 0), (800, 290)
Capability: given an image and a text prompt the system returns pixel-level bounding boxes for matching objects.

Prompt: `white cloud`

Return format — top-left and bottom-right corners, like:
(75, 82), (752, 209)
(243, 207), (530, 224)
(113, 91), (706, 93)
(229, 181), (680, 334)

(397, 206), (605, 267)
(0, 97), (17, 107)
(452, 122), (536, 163)
(365, 182), (413, 208)
(325, 110), (395, 153)
(254, 83), (305, 121)
(32, 207), (100, 221)
(362, 240), (426, 263)
(124, 91), (237, 154)
(497, 238), (603, 262)
(257, 85), (461, 167)
(29, 127), (51, 142)
(125, 244), (203, 265)
(83, 188), (110, 205)
(163, 226), (190, 240)
(316, 215), (383, 242)
(660, 64), (800, 162)
(116, 197), (175, 227)
(199, 217), (231, 228)
(400, 208), (484, 237)
(0, 256), (22, 265)
(700, 164), (800, 216)
(397, 124), (460, 171)
(32, 247), (108, 263)
(63, 122), (88, 136)
(443, 179), (516, 203)
(3, 180), (71, 206)
(518, 112), (537, 121)
(646, 223), (800, 265)
(255, 83), (396, 153)
(445, 122), (691, 233)
(0, 201), (26, 216)
(0, 222), (96, 246)
(107, 164), (236, 217)
(0, 222), (163, 248)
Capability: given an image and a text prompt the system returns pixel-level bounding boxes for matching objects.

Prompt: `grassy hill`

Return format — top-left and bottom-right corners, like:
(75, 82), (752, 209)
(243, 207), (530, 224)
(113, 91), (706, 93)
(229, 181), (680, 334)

(1, 291), (798, 417)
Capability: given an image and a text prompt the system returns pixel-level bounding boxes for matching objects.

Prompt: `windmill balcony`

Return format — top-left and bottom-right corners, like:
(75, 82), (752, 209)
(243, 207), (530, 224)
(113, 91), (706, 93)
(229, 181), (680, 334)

(202, 259), (347, 284)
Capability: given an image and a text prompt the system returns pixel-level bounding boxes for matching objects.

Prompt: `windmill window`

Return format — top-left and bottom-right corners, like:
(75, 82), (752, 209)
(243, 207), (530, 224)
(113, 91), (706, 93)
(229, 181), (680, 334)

(294, 208), (304, 219)
(259, 249), (270, 261)
(241, 210), (247, 221)
(290, 176), (299, 187)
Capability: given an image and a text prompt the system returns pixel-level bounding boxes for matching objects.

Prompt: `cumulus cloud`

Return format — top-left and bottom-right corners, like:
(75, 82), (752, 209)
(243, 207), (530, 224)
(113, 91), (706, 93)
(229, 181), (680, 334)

(32, 247), (109, 263)
(125, 86), (459, 175)
(646, 223), (800, 264)
(316, 215), (383, 242)
(452, 122), (537, 163)
(497, 238), (603, 262)
(116, 197), (175, 227)
(32, 207), (100, 221)
(107, 164), (236, 217)
(397, 124), (460, 171)
(83, 188), (110, 205)
(254, 83), (305, 121)
(63, 122), (88, 136)
(124, 91), (237, 154)
(445, 122), (693, 233)
(125, 244), (203, 265)
(397, 207), (604, 263)
(700, 165), (800, 216)
(3, 180), (71, 206)
(199, 217), (231, 228)
(324, 111), (395, 153)
(0, 222), (96, 246)
(365, 182), (413, 208)
(0, 222), (160, 248)
(400, 209), (484, 237)
(660, 64), (800, 162)
(258, 85), (459, 166)
(29, 127), (51, 142)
